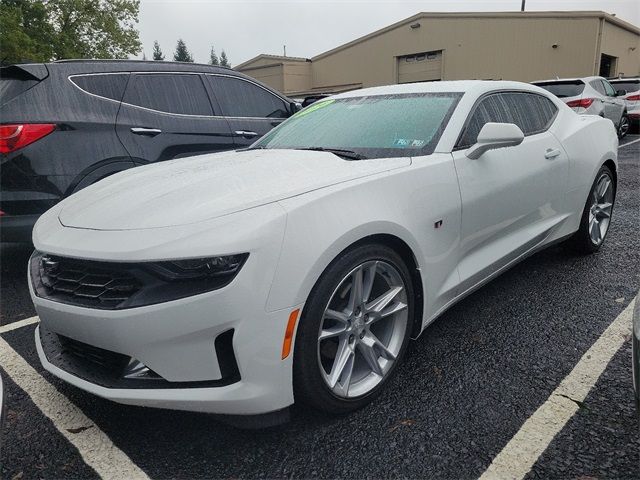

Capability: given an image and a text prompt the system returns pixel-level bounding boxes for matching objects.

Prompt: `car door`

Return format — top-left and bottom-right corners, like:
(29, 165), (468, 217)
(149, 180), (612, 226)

(601, 79), (625, 124)
(204, 74), (292, 148)
(451, 92), (567, 293)
(116, 72), (235, 165)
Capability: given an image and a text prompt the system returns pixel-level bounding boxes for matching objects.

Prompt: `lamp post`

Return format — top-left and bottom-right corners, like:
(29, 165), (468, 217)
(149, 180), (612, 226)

(521, 0), (526, 11)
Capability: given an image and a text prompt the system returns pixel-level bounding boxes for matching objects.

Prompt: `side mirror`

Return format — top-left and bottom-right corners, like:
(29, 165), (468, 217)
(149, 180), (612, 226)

(289, 102), (302, 115)
(466, 122), (525, 160)
(616, 89), (627, 97)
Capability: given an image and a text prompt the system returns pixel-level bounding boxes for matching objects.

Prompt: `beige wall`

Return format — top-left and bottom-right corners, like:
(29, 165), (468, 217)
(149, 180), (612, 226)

(282, 62), (312, 93)
(312, 16), (603, 90)
(600, 21), (640, 77)
(239, 64), (284, 92)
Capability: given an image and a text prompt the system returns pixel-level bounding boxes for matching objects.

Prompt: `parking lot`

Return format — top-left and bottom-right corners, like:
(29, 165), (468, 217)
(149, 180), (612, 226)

(1, 135), (639, 479)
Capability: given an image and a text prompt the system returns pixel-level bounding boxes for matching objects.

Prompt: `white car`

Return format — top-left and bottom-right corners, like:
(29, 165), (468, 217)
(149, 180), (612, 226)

(533, 76), (629, 138)
(608, 77), (640, 128)
(30, 81), (618, 421)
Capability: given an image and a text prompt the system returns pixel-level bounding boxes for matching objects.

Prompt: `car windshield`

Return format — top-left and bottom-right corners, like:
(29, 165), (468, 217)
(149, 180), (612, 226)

(534, 81), (585, 98)
(251, 92), (463, 159)
(609, 80), (640, 93)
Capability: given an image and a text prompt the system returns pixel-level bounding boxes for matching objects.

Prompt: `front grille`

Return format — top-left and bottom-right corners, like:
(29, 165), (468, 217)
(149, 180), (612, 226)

(39, 325), (241, 389)
(31, 252), (141, 309)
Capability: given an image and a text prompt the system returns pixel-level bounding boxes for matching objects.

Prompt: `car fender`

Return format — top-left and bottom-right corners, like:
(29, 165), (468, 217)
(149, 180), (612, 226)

(66, 158), (135, 195)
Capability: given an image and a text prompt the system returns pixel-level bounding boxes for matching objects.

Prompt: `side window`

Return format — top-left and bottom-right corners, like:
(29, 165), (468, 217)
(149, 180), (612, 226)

(501, 92), (558, 135)
(125, 74), (213, 116)
(591, 80), (606, 95)
(602, 80), (616, 97)
(458, 94), (511, 148)
(208, 76), (289, 118)
(71, 74), (129, 101)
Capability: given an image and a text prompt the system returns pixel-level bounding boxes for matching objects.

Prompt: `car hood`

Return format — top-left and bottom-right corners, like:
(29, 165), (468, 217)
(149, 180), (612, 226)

(58, 149), (411, 230)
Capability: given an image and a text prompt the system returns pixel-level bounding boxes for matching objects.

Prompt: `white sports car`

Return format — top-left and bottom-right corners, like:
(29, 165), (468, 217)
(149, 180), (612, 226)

(30, 81), (618, 422)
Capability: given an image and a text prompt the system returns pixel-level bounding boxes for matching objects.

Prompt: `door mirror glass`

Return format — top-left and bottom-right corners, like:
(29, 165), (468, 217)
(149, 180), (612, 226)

(616, 89), (627, 97)
(289, 101), (302, 115)
(466, 122), (524, 160)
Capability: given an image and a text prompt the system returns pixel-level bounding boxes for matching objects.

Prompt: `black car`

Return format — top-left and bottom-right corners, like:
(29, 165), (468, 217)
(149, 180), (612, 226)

(0, 60), (297, 242)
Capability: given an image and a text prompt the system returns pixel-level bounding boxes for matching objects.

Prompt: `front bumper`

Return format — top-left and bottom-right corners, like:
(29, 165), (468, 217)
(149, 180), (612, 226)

(30, 202), (302, 415)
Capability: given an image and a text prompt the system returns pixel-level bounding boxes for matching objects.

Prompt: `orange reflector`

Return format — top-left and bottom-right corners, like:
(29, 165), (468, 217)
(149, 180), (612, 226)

(281, 308), (301, 360)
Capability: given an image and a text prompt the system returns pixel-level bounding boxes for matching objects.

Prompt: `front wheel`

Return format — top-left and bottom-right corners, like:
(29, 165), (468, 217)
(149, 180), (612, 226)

(618, 114), (629, 139)
(568, 165), (615, 254)
(293, 244), (414, 414)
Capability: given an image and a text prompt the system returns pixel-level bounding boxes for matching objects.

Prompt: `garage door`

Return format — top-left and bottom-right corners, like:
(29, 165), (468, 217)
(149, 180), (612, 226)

(397, 51), (442, 84)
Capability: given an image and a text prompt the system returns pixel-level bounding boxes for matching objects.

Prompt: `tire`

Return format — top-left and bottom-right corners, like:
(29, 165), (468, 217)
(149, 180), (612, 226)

(568, 165), (616, 254)
(293, 243), (415, 414)
(618, 114), (630, 139)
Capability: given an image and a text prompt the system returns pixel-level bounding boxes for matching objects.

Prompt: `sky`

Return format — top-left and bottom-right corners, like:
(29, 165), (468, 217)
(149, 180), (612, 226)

(137, 0), (640, 66)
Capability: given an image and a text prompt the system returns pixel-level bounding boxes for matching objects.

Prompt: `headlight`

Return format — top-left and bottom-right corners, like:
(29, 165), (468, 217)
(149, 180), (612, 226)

(30, 252), (249, 310)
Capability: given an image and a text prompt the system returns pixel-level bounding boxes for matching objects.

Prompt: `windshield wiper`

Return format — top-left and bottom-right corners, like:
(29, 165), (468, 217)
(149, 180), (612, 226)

(296, 147), (368, 160)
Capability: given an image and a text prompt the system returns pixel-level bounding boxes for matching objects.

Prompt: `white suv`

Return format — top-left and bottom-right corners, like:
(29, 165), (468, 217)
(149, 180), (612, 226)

(609, 77), (640, 131)
(533, 76), (629, 138)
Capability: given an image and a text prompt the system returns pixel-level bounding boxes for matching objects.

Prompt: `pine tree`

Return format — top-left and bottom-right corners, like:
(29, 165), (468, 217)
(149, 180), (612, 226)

(220, 50), (230, 68)
(142, 51), (147, 61)
(152, 40), (164, 61)
(173, 39), (194, 62)
(209, 46), (219, 65)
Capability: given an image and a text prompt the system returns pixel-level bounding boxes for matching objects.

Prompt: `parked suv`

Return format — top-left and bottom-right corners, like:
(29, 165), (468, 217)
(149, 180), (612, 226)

(532, 76), (629, 138)
(0, 60), (297, 242)
(609, 77), (640, 130)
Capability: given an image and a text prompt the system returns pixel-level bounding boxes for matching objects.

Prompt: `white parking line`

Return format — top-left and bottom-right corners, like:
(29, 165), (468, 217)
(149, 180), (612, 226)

(479, 299), (635, 480)
(0, 315), (39, 334)
(620, 137), (640, 148)
(0, 335), (149, 479)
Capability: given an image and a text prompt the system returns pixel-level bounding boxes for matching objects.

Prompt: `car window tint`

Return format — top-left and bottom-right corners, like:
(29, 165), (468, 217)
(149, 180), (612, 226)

(610, 80), (640, 92)
(602, 80), (616, 96)
(126, 74), (213, 115)
(459, 92), (557, 147)
(71, 74), (129, 101)
(591, 80), (606, 95)
(208, 76), (289, 118)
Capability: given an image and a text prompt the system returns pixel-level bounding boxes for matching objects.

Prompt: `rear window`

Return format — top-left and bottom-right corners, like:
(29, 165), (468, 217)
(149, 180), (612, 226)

(533, 81), (585, 98)
(609, 80), (640, 93)
(125, 74), (213, 116)
(0, 67), (40, 105)
(70, 74), (129, 101)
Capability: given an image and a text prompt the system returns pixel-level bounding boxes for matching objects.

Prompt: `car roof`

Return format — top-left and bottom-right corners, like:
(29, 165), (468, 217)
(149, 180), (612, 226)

(333, 80), (549, 99)
(45, 59), (234, 74)
(609, 77), (640, 82)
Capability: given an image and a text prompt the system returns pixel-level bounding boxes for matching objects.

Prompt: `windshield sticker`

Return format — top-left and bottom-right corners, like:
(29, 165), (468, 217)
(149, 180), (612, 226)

(295, 99), (335, 117)
(392, 138), (425, 148)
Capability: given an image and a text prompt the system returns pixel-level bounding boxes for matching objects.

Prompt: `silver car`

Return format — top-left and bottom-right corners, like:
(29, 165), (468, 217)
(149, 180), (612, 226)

(533, 76), (629, 138)
(609, 77), (640, 129)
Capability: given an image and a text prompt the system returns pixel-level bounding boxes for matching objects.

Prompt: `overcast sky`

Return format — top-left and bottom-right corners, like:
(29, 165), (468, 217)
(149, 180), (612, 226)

(137, 0), (640, 65)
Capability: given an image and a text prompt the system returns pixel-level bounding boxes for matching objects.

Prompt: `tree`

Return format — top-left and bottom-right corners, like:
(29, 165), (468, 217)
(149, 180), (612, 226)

(220, 50), (230, 68)
(0, 0), (141, 64)
(209, 45), (219, 65)
(173, 38), (193, 62)
(152, 40), (164, 61)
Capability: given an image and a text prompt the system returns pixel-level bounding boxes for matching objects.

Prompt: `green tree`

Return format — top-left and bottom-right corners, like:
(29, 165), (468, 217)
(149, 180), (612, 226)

(220, 49), (230, 68)
(0, 0), (141, 64)
(173, 38), (193, 62)
(209, 45), (218, 65)
(152, 40), (164, 60)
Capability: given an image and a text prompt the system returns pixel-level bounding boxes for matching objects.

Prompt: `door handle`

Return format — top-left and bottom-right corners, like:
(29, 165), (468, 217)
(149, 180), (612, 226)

(131, 127), (162, 136)
(234, 130), (258, 138)
(544, 148), (562, 159)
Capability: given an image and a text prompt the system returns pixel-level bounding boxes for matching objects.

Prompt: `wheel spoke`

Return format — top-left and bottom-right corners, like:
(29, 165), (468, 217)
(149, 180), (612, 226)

(597, 177), (610, 200)
(598, 202), (613, 219)
(366, 331), (397, 361)
(319, 324), (348, 341)
(590, 217), (601, 243)
(324, 308), (349, 324)
(328, 339), (354, 389)
(347, 267), (364, 313)
(332, 351), (355, 396)
(366, 286), (403, 314)
(368, 300), (407, 324)
(362, 262), (377, 304)
(357, 339), (384, 376)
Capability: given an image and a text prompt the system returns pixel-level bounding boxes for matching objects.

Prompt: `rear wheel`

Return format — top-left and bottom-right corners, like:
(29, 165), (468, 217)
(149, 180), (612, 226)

(293, 244), (414, 414)
(618, 114), (629, 139)
(568, 165), (615, 254)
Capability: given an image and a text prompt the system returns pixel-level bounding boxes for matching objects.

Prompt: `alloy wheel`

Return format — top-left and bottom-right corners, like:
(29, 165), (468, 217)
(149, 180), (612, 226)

(588, 172), (614, 245)
(618, 116), (629, 138)
(317, 260), (408, 398)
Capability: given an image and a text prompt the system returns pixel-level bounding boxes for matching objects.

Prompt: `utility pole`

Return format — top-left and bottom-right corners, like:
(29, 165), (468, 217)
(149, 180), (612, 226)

(521, 0), (525, 11)
(283, 45), (287, 57)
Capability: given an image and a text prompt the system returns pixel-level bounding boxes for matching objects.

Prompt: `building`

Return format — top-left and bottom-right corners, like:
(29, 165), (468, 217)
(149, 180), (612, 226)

(235, 11), (640, 97)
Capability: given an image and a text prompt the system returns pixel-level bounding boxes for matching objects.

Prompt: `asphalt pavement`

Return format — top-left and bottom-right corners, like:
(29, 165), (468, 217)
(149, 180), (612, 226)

(1, 136), (639, 479)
